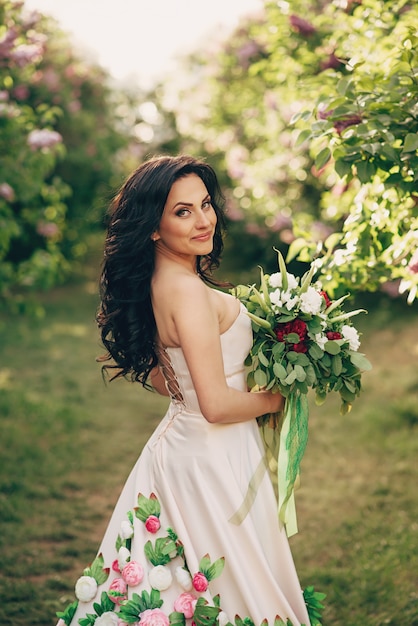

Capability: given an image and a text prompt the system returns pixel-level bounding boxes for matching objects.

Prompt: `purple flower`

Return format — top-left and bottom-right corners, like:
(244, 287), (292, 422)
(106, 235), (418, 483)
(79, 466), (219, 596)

(0, 27), (17, 59)
(408, 250), (418, 274)
(289, 15), (316, 37)
(0, 183), (15, 202)
(10, 43), (44, 68)
(28, 129), (62, 150)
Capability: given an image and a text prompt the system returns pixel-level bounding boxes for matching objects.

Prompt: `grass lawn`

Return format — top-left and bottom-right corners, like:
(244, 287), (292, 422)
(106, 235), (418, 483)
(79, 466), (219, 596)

(1, 261), (417, 625)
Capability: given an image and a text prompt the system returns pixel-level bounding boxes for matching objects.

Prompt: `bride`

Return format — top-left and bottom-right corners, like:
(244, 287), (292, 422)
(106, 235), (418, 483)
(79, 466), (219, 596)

(56, 155), (311, 626)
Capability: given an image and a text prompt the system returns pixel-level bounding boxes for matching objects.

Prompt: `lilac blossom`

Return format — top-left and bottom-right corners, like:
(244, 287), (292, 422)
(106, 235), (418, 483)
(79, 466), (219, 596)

(0, 183), (15, 202)
(10, 43), (43, 68)
(27, 129), (62, 150)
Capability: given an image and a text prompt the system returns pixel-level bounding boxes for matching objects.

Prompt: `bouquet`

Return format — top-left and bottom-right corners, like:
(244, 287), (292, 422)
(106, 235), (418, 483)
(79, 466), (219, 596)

(233, 250), (371, 536)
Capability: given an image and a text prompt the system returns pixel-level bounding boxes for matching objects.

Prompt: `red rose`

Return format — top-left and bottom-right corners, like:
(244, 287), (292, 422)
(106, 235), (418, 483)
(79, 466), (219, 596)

(326, 331), (342, 340)
(320, 291), (331, 307)
(275, 319), (307, 343)
(293, 342), (308, 353)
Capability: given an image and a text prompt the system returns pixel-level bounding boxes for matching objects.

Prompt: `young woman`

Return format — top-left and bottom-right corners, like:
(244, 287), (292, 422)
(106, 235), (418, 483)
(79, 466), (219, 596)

(56, 155), (311, 626)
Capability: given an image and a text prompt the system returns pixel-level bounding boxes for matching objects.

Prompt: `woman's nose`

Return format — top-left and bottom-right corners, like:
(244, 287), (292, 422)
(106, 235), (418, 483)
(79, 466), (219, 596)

(195, 210), (211, 228)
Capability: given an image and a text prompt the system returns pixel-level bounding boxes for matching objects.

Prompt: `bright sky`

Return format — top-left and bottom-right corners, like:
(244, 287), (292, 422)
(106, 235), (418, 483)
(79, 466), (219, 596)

(24, 0), (264, 87)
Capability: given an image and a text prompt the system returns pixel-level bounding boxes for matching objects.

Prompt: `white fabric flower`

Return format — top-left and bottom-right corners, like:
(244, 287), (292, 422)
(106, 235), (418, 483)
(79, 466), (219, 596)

(299, 287), (322, 315)
(218, 612), (229, 626)
(314, 333), (327, 350)
(118, 546), (131, 571)
(120, 520), (134, 540)
(148, 565), (173, 591)
(175, 566), (193, 591)
(95, 612), (119, 626)
(75, 575), (98, 602)
(342, 324), (360, 351)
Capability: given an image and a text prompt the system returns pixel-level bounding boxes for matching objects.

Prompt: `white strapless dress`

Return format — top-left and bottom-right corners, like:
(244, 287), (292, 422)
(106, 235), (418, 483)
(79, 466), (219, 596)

(56, 305), (310, 626)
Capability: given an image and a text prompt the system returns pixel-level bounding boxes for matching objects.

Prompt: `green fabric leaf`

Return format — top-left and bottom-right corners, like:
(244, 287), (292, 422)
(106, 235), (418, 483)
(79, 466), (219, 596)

(193, 598), (220, 626)
(170, 612), (186, 626)
(135, 493), (161, 522)
(90, 554), (109, 585)
(206, 557), (225, 580)
(56, 600), (78, 625)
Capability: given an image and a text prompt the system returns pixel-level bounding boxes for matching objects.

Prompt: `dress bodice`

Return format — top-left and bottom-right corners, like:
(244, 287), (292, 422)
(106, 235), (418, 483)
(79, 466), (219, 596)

(163, 304), (252, 414)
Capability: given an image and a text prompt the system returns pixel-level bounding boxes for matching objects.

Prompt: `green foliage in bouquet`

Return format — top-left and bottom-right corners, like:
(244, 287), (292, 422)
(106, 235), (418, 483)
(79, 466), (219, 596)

(234, 251), (371, 415)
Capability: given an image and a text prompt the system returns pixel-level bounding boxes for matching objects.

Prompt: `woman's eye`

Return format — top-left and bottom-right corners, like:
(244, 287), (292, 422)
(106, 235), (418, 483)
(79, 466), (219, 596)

(202, 200), (212, 209)
(176, 208), (190, 217)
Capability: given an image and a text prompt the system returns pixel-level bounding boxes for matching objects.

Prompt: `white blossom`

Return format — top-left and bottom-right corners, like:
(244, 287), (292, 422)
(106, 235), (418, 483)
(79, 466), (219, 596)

(94, 612), (119, 626)
(342, 324), (360, 351)
(299, 287), (322, 315)
(269, 272), (298, 290)
(175, 566), (193, 591)
(75, 575), (98, 602)
(314, 333), (327, 350)
(120, 520), (134, 540)
(269, 289), (283, 308)
(148, 565), (173, 591)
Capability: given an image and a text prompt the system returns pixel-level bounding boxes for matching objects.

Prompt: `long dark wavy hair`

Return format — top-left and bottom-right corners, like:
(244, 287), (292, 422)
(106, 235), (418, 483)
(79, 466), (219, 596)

(97, 155), (227, 386)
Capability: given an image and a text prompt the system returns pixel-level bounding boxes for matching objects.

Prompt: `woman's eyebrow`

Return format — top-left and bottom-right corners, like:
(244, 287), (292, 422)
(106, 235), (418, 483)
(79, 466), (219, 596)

(172, 194), (210, 209)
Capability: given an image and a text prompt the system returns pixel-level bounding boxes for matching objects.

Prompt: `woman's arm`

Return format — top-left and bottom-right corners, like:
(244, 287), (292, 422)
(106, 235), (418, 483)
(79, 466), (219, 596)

(166, 277), (284, 424)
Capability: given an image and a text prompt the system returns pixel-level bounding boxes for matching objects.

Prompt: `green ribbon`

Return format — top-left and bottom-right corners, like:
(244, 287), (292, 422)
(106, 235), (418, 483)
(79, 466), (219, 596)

(278, 392), (309, 536)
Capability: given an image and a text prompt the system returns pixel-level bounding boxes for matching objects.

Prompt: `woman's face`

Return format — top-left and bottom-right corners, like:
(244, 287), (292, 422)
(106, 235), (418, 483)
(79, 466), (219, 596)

(153, 174), (217, 259)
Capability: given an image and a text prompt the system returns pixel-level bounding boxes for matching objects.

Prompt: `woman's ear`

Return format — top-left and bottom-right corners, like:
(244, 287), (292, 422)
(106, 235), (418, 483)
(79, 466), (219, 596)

(151, 232), (160, 242)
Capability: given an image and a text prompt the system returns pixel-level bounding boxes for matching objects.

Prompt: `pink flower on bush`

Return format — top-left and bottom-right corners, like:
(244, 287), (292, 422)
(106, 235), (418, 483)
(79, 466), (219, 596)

(0, 183), (15, 202)
(192, 572), (208, 592)
(27, 128), (62, 150)
(111, 559), (121, 573)
(145, 515), (161, 533)
(108, 577), (127, 605)
(122, 560), (144, 586)
(174, 592), (198, 618)
(408, 250), (418, 274)
(289, 15), (316, 37)
(139, 608), (169, 626)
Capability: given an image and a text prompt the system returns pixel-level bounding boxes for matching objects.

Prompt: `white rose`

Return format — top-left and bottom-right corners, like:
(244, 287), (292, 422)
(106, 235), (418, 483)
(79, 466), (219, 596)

(120, 520), (134, 540)
(94, 612), (119, 626)
(148, 565), (173, 591)
(218, 612), (230, 626)
(118, 546), (131, 571)
(269, 272), (298, 290)
(175, 566), (193, 591)
(342, 324), (360, 351)
(299, 287), (322, 315)
(75, 575), (98, 602)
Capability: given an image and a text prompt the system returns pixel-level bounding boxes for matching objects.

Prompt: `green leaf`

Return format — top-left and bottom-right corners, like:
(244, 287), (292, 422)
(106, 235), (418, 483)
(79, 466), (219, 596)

(286, 237), (310, 263)
(402, 133), (418, 153)
(349, 352), (372, 370)
(273, 362), (287, 379)
(276, 248), (288, 291)
(295, 128), (312, 146)
(254, 369), (268, 387)
(309, 343), (324, 360)
(284, 369), (297, 385)
(331, 354), (342, 376)
(272, 342), (285, 358)
(324, 340), (341, 355)
(294, 364), (306, 382)
(335, 159), (352, 178)
(286, 333), (300, 344)
(258, 347), (270, 367)
(356, 159), (376, 183)
(315, 147), (332, 170)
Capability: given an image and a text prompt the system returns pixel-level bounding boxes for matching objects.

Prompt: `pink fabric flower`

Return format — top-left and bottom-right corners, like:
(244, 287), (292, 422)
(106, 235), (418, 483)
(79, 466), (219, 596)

(192, 572), (208, 592)
(112, 559), (121, 573)
(139, 608), (169, 626)
(174, 592), (198, 619)
(108, 577), (127, 605)
(122, 560), (144, 586)
(145, 515), (161, 533)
